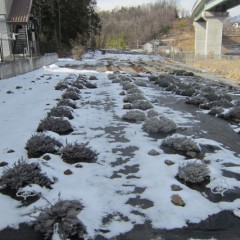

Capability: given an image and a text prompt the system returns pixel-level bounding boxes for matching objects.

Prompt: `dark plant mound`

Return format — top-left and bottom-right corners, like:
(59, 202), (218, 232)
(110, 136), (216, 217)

(122, 110), (146, 123)
(61, 143), (98, 164)
(34, 200), (86, 240)
(84, 81), (97, 89)
(223, 107), (240, 121)
(25, 133), (62, 158)
(37, 117), (73, 135)
(71, 80), (84, 89)
(55, 81), (69, 91)
(143, 116), (177, 134)
(177, 162), (210, 186)
(170, 70), (194, 76)
(48, 106), (73, 119)
(123, 93), (145, 103)
(199, 99), (233, 110)
(132, 100), (153, 110)
(134, 79), (147, 87)
(162, 135), (200, 153)
(0, 159), (52, 192)
(186, 95), (206, 106)
(127, 87), (142, 94)
(122, 82), (136, 91)
(62, 90), (80, 101)
(57, 99), (77, 109)
(147, 109), (159, 118)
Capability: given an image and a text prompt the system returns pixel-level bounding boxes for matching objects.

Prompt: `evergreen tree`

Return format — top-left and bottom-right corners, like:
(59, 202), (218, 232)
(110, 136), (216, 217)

(32, 0), (101, 48)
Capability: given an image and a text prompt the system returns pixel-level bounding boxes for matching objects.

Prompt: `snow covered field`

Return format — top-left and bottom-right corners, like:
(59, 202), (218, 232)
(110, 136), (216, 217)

(0, 52), (240, 240)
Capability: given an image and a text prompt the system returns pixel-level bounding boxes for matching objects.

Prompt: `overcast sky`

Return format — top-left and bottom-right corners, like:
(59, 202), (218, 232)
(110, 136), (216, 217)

(97, 0), (240, 17)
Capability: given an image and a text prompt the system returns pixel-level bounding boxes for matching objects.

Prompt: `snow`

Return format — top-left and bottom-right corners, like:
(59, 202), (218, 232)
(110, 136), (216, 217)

(0, 52), (240, 239)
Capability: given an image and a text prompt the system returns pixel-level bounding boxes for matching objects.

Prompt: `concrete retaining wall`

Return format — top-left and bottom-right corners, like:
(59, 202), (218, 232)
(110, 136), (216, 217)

(0, 54), (58, 80)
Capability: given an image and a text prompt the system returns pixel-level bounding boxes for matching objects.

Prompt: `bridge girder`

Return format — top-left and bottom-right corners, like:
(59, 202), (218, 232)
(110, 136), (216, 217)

(192, 0), (240, 21)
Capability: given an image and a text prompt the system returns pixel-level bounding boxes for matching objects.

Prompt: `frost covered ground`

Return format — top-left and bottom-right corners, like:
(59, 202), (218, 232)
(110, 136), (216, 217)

(0, 52), (240, 240)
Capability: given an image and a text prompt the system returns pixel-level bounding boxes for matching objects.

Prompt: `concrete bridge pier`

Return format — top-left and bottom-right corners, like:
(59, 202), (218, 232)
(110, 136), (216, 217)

(194, 11), (229, 57)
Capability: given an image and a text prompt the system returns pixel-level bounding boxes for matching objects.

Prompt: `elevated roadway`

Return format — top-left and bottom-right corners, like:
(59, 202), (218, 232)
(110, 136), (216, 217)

(191, 0), (240, 56)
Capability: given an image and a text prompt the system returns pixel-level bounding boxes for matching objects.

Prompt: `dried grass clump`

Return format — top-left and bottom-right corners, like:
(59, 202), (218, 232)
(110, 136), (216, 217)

(123, 93), (145, 103)
(122, 110), (146, 123)
(37, 117), (73, 135)
(186, 96), (206, 106)
(84, 81), (97, 89)
(34, 200), (85, 240)
(147, 109), (159, 118)
(48, 106), (73, 120)
(177, 162), (210, 184)
(25, 133), (62, 158)
(71, 80), (84, 89)
(122, 82), (136, 91)
(127, 87), (142, 94)
(143, 116), (177, 134)
(0, 159), (52, 191)
(162, 135), (200, 153)
(57, 99), (76, 109)
(61, 143), (98, 164)
(62, 90), (80, 101)
(55, 81), (69, 91)
(132, 100), (153, 110)
(134, 80), (147, 87)
(223, 107), (240, 120)
(199, 99), (233, 110)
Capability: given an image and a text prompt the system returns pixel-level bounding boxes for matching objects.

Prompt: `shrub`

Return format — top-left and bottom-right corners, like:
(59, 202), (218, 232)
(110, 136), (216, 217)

(199, 99), (233, 110)
(162, 135), (200, 153)
(89, 75), (98, 80)
(122, 82), (135, 91)
(0, 159), (52, 191)
(224, 107), (240, 120)
(48, 106), (73, 120)
(123, 93), (145, 103)
(37, 117), (73, 135)
(208, 107), (224, 116)
(186, 96), (206, 106)
(61, 143), (98, 164)
(57, 99), (76, 109)
(177, 162), (210, 184)
(147, 109), (159, 118)
(84, 81), (97, 89)
(127, 87), (142, 94)
(143, 116), (177, 134)
(122, 110), (146, 123)
(25, 133), (62, 158)
(71, 80), (84, 89)
(62, 90), (80, 101)
(34, 200), (85, 240)
(55, 81), (69, 91)
(134, 80), (147, 87)
(132, 100), (153, 110)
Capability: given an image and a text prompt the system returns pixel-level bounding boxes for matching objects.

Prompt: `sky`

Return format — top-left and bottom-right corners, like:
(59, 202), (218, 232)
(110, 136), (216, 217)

(97, 0), (240, 17)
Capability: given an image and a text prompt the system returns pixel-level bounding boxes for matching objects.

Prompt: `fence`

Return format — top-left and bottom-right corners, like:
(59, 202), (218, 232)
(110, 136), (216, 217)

(0, 53), (58, 80)
(170, 51), (240, 64)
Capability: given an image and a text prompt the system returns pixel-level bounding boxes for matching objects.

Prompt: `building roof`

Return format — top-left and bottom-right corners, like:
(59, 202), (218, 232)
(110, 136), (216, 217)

(7, 0), (33, 23)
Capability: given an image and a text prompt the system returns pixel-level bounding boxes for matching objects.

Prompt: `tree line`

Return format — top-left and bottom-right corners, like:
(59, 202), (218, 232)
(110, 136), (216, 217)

(98, 0), (180, 49)
(32, 0), (189, 52)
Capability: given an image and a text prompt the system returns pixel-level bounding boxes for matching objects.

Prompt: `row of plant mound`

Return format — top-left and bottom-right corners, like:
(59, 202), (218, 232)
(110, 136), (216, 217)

(149, 73), (240, 124)
(55, 74), (97, 91)
(0, 73), (101, 238)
